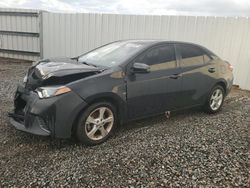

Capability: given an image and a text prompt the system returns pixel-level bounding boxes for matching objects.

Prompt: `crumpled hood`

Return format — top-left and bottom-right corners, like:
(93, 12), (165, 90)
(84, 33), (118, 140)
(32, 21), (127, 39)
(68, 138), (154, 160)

(34, 57), (100, 79)
(25, 57), (103, 90)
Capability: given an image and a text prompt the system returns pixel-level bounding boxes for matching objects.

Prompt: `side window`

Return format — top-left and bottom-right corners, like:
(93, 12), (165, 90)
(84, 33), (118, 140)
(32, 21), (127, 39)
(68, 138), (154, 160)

(178, 45), (211, 67)
(135, 45), (176, 71)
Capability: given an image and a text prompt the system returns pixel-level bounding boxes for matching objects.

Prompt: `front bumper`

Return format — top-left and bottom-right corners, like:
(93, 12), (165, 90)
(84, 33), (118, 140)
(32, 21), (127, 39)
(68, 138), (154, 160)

(9, 114), (51, 136)
(9, 84), (88, 138)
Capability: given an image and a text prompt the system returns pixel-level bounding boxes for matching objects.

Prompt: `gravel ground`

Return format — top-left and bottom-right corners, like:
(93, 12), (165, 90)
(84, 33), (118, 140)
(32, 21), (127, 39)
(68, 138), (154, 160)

(0, 58), (249, 187)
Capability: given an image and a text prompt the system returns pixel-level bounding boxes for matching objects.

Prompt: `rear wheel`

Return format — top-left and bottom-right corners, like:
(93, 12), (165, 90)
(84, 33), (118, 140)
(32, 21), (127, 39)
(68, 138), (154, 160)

(75, 102), (117, 145)
(204, 85), (225, 114)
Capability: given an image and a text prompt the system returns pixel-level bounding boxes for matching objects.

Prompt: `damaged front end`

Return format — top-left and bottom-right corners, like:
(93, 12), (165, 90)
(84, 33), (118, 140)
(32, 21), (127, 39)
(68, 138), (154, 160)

(9, 57), (102, 138)
(25, 57), (102, 90)
(8, 85), (53, 136)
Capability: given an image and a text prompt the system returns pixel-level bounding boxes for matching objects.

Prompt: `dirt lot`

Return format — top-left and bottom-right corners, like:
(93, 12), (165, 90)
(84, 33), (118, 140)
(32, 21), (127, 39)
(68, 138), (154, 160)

(0, 58), (249, 187)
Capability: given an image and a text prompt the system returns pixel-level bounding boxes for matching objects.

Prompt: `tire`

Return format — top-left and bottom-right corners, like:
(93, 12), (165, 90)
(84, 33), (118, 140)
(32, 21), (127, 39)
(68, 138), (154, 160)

(204, 85), (225, 114)
(75, 102), (117, 146)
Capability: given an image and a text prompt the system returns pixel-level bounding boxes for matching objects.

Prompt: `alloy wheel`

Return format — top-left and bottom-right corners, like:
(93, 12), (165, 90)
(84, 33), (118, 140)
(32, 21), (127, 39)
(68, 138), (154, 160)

(84, 107), (114, 141)
(210, 88), (223, 111)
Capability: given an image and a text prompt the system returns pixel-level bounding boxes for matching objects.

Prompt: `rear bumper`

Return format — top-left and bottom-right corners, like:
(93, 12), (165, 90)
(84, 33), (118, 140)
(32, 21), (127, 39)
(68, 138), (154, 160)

(9, 84), (88, 138)
(226, 76), (234, 96)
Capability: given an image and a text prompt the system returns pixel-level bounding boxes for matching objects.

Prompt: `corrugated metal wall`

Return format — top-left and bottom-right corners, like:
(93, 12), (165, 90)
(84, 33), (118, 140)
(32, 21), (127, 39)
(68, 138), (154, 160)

(42, 12), (250, 90)
(0, 8), (40, 61)
(0, 9), (249, 90)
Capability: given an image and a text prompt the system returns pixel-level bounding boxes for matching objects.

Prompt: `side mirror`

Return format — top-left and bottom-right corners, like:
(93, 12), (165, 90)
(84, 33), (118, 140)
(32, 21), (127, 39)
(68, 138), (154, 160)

(132, 63), (150, 73)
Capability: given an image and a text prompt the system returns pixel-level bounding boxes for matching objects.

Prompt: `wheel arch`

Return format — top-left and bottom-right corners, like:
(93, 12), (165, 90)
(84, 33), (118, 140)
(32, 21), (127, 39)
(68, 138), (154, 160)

(87, 93), (126, 123)
(215, 80), (227, 92)
(71, 92), (126, 137)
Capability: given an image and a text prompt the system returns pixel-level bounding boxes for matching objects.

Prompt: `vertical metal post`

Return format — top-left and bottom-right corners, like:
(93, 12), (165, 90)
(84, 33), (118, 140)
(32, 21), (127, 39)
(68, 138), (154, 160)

(39, 10), (44, 59)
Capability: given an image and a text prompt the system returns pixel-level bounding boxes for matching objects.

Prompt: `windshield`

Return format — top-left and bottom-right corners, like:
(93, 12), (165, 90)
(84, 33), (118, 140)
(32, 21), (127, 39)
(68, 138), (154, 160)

(78, 41), (145, 67)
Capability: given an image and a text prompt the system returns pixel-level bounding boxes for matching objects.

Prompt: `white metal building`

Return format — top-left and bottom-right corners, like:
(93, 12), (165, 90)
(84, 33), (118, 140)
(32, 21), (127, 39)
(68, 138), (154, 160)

(0, 8), (250, 90)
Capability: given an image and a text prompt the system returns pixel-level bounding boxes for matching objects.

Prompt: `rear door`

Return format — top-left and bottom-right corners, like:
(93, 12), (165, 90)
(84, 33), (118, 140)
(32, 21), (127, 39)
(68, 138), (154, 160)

(126, 44), (182, 119)
(176, 44), (217, 107)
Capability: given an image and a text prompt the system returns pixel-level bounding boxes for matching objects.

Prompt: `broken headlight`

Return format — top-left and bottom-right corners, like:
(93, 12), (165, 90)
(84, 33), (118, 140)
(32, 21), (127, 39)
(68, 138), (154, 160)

(36, 86), (71, 99)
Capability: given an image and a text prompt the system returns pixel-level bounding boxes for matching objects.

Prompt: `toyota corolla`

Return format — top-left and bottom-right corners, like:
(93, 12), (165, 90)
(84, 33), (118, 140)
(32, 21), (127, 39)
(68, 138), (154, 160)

(9, 40), (234, 145)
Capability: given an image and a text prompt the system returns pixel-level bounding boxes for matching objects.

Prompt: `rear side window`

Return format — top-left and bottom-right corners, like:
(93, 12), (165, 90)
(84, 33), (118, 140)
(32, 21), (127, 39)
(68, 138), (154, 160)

(135, 44), (176, 71)
(177, 44), (211, 67)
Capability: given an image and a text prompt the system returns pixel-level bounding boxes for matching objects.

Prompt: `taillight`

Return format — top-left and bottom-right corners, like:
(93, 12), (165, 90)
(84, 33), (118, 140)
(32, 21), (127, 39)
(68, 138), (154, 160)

(225, 61), (233, 72)
(228, 64), (233, 72)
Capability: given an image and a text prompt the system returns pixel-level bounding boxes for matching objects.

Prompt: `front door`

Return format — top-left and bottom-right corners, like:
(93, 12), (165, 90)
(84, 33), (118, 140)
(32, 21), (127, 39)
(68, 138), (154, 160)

(126, 44), (182, 120)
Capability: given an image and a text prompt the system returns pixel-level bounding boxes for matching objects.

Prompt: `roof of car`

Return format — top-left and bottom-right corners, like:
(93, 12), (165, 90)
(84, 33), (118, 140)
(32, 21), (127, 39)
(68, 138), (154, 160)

(119, 39), (200, 46)
(117, 39), (216, 56)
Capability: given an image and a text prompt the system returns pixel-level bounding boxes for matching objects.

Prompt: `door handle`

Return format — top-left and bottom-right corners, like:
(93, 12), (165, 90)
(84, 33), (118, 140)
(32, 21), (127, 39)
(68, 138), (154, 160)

(208, 67), (215, 73)
(169, 74), (181, 79)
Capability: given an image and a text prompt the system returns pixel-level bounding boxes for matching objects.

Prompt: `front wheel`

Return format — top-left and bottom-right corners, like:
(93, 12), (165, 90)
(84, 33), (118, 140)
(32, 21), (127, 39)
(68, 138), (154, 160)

(204, 85), (225, 114)
(75, 102), (117, 145)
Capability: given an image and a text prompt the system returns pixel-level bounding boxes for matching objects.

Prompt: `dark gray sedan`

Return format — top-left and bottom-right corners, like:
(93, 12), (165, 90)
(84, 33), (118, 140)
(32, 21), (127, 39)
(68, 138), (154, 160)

(9, 40), (234, 145)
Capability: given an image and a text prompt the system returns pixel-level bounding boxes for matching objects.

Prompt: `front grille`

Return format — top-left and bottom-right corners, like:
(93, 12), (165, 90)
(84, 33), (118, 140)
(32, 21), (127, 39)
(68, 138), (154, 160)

(14, 96), (26, 113)
(8, 113), (25, 123)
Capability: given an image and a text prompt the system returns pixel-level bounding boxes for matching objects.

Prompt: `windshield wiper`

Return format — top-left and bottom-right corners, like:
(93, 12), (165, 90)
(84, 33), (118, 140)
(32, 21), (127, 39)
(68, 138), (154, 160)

(81, 61), (98, 67)
(71, 56), (79, 61)
(71, 57), (98, 68)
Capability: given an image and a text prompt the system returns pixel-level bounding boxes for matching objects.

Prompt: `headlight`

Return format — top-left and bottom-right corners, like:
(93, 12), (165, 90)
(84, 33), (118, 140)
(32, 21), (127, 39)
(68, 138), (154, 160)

(36, 86), (71, 99)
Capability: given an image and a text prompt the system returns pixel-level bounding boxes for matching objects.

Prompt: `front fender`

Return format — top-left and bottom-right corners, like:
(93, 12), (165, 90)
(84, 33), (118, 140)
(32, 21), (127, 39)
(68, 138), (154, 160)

(68, 70), (127, 123)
